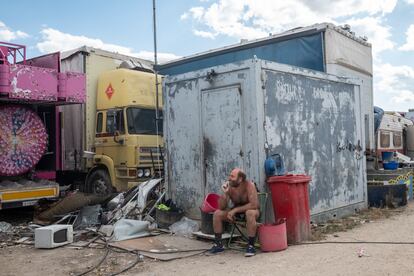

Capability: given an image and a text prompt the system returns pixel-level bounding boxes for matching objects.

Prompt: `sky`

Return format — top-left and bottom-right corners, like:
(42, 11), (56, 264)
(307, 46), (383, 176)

(2, 0), (414, 111)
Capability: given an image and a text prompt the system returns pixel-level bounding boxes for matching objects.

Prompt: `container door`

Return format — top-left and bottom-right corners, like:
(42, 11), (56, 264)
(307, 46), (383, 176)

(201, 85), (243, 195)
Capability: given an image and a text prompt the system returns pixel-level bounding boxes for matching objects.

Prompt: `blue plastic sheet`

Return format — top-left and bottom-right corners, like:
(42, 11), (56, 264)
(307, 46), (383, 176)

(159, 33), (324, 75)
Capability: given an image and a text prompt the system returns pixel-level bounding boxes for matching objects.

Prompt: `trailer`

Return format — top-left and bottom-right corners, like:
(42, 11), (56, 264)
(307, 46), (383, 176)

(59, 47), (164, 192)
(163, 58), (366, 222)
(59, 47), (153, 178)
(377, 112), (413, 157)
(159, 23), (374, 152)
(0, 42), (85, 209)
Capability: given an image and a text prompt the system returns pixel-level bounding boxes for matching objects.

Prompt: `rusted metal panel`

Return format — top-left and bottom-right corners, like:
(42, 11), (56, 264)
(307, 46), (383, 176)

(164, 59), (366, 221)
(164, 63), (261, 217)
(202, 85), (243, 195)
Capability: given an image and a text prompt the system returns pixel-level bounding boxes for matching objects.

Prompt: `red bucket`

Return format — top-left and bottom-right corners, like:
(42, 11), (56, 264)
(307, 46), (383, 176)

(258, 218), (288, 252)
(201, 193), (220, 213)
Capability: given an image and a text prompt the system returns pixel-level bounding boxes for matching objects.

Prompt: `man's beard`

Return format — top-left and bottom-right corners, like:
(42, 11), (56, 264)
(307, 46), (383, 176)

(229, 180), (240, 187)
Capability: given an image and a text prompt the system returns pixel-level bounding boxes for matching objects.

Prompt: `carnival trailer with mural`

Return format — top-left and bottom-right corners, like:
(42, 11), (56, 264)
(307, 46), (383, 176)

(0, 42), (86, 209)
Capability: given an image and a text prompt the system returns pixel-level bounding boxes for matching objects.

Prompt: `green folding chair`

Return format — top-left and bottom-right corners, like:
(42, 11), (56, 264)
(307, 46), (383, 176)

(226, 192), (268, 247)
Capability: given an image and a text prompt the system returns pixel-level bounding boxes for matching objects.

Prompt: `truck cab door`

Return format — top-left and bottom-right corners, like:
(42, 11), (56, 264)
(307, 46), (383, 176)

(104, 109), (128, 167)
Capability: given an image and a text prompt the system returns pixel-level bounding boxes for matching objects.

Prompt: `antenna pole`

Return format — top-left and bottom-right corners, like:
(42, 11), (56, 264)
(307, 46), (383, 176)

(152, 0), (162, 177)
(153, 0), (159, 120)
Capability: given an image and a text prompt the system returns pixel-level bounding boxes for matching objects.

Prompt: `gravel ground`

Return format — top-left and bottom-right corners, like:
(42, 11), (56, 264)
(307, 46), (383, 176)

(1, 204), (414, 276)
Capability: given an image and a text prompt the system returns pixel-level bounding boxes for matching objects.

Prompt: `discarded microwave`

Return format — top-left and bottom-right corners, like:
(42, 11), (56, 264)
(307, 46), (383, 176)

(35, 225), (73, 248)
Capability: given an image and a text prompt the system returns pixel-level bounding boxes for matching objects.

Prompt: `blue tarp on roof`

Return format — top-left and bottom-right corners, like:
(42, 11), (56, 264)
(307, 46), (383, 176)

(158, 33), (324, 76)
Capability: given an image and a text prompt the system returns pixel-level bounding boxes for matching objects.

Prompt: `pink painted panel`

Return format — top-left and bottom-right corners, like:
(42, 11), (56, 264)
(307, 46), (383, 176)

(9, 64), (58, 101)
(0, 64), (10, 94)
(58, 72), (86, 103)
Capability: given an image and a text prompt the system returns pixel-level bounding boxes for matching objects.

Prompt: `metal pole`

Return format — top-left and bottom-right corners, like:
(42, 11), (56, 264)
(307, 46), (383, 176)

(153, 0), (159, 121)
(152, 0), (162, 177)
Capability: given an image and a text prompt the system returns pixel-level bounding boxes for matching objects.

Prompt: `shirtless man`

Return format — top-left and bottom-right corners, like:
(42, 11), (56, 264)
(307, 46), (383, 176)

(209, 168), (259, 257)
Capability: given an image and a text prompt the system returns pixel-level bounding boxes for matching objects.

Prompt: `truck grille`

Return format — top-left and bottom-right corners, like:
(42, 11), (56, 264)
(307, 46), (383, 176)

(139, 147), (164, 154)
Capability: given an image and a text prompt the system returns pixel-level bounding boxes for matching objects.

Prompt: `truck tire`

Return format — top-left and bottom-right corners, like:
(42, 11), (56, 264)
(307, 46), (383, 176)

(87, 169), (113, 195)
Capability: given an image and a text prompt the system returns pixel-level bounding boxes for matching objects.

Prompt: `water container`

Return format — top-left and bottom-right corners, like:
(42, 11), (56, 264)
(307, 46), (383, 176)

(201, 193), (220, 213)
(264, 153), (285, 176)
(258, 219), (288, 252)
(381, 151), (394, 162)
(264, 158), (276, 176)
(383, 161), (399, 170)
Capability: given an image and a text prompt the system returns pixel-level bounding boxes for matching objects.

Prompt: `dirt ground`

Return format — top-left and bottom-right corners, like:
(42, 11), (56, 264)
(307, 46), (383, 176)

(2, 204), (414, 276)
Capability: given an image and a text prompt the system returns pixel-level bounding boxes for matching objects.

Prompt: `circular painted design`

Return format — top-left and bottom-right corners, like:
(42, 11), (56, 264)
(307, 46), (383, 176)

(0, 105), (48, 176)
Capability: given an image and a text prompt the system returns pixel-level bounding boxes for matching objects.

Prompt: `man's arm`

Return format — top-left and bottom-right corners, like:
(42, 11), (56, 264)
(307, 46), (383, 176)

(218, 182), (230, 210)
(218, 193), (229, 210)
(230, 182), (258, 214)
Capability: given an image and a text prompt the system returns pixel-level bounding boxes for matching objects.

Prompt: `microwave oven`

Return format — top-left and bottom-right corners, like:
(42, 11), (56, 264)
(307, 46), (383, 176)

(35, 225), (73, 248)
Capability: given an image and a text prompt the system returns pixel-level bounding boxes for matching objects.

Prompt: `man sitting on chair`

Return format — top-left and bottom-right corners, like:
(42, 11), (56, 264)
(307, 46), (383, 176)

(209, 168), (259, 257)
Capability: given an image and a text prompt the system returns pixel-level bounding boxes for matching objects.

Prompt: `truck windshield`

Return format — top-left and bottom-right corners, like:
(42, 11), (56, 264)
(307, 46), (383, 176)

(126, 107), (163, 135)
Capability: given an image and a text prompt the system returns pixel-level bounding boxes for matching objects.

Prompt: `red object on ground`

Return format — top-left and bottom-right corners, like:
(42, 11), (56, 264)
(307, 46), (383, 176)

(201, 193), (221, 213)
(267, 174), (311, 244)
(258, 218), (288, 252)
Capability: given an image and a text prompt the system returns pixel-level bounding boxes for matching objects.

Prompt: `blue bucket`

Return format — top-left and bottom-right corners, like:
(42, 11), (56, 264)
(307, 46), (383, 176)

(381, 151), (394, 161)
(383, 161), (399, 170)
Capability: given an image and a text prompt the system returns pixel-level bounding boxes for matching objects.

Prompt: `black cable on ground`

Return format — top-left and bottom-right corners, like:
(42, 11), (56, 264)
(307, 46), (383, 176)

(109, 251), (142, 276)
(153, 250), (208, 261)
(75, 243), (110, 276)
(108, 244), (209, 255)
(298, 241), (414, 245)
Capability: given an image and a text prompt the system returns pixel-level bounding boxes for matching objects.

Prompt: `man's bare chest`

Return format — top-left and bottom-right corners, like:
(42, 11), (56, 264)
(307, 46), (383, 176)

(229, 187), (248, 206)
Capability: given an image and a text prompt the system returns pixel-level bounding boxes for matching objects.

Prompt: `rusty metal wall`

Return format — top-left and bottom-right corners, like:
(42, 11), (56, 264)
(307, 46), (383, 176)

(261, 60), (366, 222)
(164, 58), (367, 221)
(164, 61), (262, 218)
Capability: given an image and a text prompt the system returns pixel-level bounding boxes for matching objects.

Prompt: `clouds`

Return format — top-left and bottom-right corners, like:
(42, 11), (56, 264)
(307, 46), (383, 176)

(0, 21), (29, 41)
(193, 29), (216, 39)
(36, 28), (180, 63)
(181, 0), (398, 41)
(181, 0), (414, 111)
(399, 24), (414, 51)
(374, 62), (414, 109)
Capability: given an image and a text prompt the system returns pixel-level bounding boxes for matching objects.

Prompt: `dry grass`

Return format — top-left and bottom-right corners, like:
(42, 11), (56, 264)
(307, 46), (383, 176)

(310, 206), (407, 241)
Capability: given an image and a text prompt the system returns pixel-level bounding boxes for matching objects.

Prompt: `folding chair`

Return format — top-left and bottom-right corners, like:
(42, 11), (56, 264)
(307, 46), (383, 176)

(226, 192), (268, 247)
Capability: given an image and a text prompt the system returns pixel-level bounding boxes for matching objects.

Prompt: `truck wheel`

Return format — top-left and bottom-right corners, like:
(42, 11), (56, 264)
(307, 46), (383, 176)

(87, 169), (113, 195)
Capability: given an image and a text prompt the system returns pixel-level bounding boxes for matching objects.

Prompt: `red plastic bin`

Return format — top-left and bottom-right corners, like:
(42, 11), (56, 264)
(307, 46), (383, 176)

(267, 174), (311, 244)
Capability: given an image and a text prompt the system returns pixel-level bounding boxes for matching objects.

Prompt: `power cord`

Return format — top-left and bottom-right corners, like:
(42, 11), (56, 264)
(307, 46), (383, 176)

(299, 241), (414, 245)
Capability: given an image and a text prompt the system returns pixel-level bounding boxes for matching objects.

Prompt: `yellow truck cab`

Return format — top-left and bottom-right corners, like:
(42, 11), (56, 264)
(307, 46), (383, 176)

(86, 68), (163, 194)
